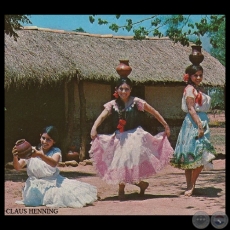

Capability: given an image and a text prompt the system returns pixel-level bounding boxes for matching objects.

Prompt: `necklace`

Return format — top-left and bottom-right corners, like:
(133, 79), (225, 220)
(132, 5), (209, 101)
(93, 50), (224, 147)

(118, 108), (126, 119)
(117, 105), (127, 133)
(116, 97), (134, 132)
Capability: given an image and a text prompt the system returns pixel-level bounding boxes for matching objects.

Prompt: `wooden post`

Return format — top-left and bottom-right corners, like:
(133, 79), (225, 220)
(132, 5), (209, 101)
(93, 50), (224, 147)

(78, 79), (87, 161)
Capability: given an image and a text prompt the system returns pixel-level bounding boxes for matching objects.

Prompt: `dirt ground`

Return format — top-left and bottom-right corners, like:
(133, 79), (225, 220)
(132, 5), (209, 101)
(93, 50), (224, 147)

(4, 113), (226, 216)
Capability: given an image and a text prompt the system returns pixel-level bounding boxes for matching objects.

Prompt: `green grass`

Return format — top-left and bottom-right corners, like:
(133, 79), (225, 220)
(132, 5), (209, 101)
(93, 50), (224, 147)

(210, 127), (225, 155)
(210, 134), (225, 145)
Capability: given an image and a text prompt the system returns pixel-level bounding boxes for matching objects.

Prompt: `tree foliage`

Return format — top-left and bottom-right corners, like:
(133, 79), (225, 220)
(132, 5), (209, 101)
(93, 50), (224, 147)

(90, 14), (226, 110)
(89, 15), (225, 50)
(207, 87), (225, 111)
(209, 18), (225, 66)
(73, 27), (86, 33)
(4, 15), (31, 41)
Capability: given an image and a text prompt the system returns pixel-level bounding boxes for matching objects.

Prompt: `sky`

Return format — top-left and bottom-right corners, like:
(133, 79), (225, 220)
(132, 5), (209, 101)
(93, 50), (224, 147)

(22, 14), (211, 51)
(23, 15), (152, 35)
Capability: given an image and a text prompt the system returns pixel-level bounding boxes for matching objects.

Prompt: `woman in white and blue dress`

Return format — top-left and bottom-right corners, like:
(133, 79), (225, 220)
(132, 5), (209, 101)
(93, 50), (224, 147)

(12, 125), (98, 208)
(170, 64), (217, 196)
(89, 77), (174, 200)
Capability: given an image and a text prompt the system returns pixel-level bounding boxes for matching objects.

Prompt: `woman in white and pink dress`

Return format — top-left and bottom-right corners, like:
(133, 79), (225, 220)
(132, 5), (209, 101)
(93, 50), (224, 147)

(89, 77), (174, 200)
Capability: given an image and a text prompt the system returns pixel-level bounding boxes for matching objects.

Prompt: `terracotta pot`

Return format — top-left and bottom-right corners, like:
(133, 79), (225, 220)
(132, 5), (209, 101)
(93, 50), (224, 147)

(15, 139), (33, 159)
(66, 151), (80, 162)
(189, 45), (204, 65)
(116, 60), (132, 78)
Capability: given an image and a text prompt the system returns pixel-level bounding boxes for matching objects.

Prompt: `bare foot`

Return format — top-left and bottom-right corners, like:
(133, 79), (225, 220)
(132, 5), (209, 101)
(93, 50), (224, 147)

(136, 181), (149, 196)
(118, 190), (125, 200)
(118, 183), (125, 200)
(184, 186), (195, 197)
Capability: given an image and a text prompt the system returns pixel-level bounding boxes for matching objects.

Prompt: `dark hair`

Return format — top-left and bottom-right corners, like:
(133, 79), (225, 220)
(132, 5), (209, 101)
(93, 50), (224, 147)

(115, 78), (133, 110)
(185, 64), (203, 85)
(41, 126), (59, 142)
(115, 77), (133, 89)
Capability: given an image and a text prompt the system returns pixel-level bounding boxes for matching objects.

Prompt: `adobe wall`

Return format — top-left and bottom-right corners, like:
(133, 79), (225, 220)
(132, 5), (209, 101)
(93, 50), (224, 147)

(80, 82), (186, 148)
(145, 86), (185, 119)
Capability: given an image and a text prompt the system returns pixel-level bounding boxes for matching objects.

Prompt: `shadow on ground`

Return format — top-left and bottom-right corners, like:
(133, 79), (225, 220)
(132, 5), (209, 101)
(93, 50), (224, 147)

(192, 187), (223, 197)
(101, 192), (178, 201)
(4, 169), (96, 182)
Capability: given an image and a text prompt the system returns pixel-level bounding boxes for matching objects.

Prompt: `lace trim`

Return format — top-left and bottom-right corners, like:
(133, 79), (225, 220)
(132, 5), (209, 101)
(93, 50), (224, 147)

(113, 100), (136, 112)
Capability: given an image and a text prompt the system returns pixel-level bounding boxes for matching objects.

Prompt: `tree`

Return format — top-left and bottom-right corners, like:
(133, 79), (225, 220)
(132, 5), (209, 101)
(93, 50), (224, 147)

(209, 18), (225, 66)
(4, 15), (31, 41)
(207, 87), (225, 111)
(89, 14), (225, 111)
(73, 27), (86, 33)
(89, 15), (225, 51)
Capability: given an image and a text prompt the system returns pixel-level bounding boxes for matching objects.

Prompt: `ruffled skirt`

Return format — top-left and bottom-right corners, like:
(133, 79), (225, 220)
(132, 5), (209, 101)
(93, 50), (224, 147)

(89, 126), (174, 185)
(15, 158), (98, 208)
(170, 112), (217, 170)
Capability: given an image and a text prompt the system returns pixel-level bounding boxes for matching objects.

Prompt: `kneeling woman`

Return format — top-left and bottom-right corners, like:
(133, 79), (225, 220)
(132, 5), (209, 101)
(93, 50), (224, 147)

(12, 125), (98, 208)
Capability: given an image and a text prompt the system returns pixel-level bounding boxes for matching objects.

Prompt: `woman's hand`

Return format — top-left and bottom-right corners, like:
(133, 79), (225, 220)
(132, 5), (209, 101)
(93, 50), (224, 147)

(12, 146), (26, 170)
(30, 147), (43, 158)
(12, 146), (18, 156)
(90, 127), (97, 140)
(197, 126), (204, 138)
(164, 125), (171, 137)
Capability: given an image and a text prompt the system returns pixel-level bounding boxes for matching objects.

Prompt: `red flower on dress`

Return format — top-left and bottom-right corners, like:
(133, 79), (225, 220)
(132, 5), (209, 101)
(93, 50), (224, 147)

(183, 73), (189, 83)
(113, 91), (119, 98)
(195, 92), (203, 106)
(117, 119), (126, 132)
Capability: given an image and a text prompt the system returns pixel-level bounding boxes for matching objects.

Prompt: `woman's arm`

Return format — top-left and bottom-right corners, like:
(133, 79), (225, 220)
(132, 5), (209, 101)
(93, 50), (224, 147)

(186, 97), (204, 138)
(31, 148), (61, 167)
(12, 146), (27, 170)
(144, 102), (170, 137)
(90, 109), (110, 139)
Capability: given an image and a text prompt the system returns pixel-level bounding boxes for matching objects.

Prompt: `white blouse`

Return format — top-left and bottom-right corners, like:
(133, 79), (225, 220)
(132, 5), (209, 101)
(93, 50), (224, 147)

(181, 85), (211, 113)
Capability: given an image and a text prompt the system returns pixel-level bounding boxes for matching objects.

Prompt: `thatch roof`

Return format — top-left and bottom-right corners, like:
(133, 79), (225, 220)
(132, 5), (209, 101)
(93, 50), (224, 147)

(4, 26), (225, 89)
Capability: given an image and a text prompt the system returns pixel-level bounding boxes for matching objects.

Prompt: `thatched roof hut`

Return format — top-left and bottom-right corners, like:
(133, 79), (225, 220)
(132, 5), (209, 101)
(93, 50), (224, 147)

(5, 26), (225, 89)
(4, 27), (225, 163)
